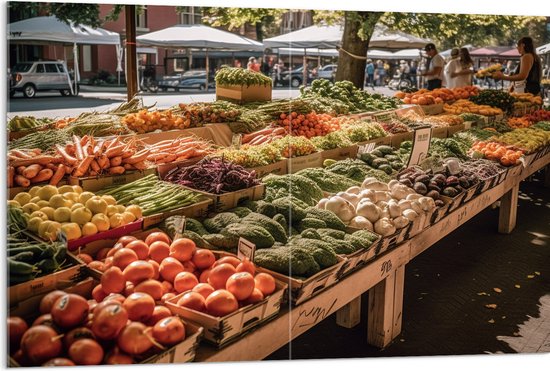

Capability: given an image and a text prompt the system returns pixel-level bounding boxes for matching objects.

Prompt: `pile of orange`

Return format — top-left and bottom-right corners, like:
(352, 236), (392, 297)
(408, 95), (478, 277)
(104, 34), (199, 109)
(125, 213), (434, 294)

(395, 86), (479, 105)
(471, 141), (523, 166)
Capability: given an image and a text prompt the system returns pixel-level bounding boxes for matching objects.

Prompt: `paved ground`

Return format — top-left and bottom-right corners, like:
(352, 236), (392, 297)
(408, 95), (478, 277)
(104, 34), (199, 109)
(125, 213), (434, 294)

(267, 172), (550, 363)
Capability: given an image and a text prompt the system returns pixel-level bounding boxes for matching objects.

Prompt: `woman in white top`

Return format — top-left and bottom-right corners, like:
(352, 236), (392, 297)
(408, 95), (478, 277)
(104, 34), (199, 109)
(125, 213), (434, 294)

(444, 48), (460, 88)
(451, 48), (474, 88)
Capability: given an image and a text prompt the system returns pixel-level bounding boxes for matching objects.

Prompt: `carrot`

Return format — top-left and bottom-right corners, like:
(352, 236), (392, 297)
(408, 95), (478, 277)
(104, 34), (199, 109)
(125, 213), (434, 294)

(45, 163), (58, 171)
(72, 155), (95, 177)
(8, 166), (14, 188)
(22, 164), (43, 179)
(94, 139), (106, 155)
(121, 150), (134, 159)
(242, 127), (275, 143)
(14, 175), (31, 187)
(132, 161), (148, 170)
(174, 148), (195, 158)
(31, 169), (54, 183)
(81, 135), (90, 146)
(110, 156), (123, 167)
(90, 160), (101, 173)
(97, 155), (109, 169)
(65, 143), (76, 156)
(73, 135), (84, 161)
(64, 166), (73, 174)
(16, 166), (26, 175)
(123, 163), (135, 170)
(89, 170), (98, 177)
(31, 148), (42, 155)
(10, 150), (33, 159)
(10, 156), (59, 168)
(108, 166), (126, 175)
(124, 149), (150, 164)
(105, 144), (125, 158)
(49, 164), (66, 186)
(105, 137), (120, 150)
(56, 144), (78, 166)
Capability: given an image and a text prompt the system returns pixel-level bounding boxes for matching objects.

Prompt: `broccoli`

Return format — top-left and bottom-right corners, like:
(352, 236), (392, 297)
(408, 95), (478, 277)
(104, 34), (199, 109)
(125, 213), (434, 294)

(344, 233), (376, 251)
(300, 228), (322, 240)
(297, 218), (327, 232)
(273, 213), (288, 231)
(256, 200), (278, 218)
(290, 238), (338, 268)
(240, 200), (258, 212)
(203, 212), (241, 234)
(229, 207), (252, 218)
(351, 230), (380, 244)
(272, 196), (308, 221)
(221, 223), (275, 249)
(254, 247), (320, 277)
(184, 218), (209, 236)
(317, 228), (347, 240)
(304, 207), (346, 231)
(203, 233), (239, 252)
(263, 174), (324, 205)
(320, 235), (358, 255)
(180, 231), (215, 250)
(242, 212), (288, 243)
(296, 168), (360, 194)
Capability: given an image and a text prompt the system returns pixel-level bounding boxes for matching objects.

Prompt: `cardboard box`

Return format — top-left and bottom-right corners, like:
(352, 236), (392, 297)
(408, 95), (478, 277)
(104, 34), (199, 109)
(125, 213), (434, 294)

(8, 253), (86, 306)
(286, 152), (323, 174)
(167, 280), (286, 348)
(319, 145), (359, 162)
(420, 103), (444, 116)
(431, 126), (448, 139)
(216, 84), (272, 103)
(390, 131), (414, 148)
(246, 160), (287, 178)
(69, 168), (156, 192)
(142, 322), (203, 364)
(257, 256), (347, 306)
(142, 199), (212, 229)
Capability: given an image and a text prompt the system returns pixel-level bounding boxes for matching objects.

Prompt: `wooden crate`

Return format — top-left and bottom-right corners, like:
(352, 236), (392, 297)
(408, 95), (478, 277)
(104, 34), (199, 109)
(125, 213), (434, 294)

(377, 225), (410, 255)
(446, 123), (466, 137)
(142, 199), (212, 229)
(440, 192), (467, 214)
(166, 280), (287, 348)
(188, 184), (265, 212)
(319, 145), (359, 162)
(245, 160), (287, 178)
(257, 256), (347, 306)
(420, 103), (444, 116)
(461, 182), (480, 204)
(63, 219), (143, 251)
(431, 126), (448, 139)
(69, 168), (156, 192)
(216, 84), (272, 103)
(337, 234), (382, 277)
(286, 152), (323, 174)
(8, 253), (87, 307)
(389, 131), (413, 148)
(431, 203), (451, 225)
(142, 322), (203, 364)
(356, 135), (392, 147)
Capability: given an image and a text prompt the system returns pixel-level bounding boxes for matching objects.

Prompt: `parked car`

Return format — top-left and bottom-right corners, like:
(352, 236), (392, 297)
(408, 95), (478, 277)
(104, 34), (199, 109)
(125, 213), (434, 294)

(313, 64), (337, 81)
(158, 71), (186, 92)
(278, 66), (313, 88)
(10, 61), (73, 98)
(175, 70), (215, 91)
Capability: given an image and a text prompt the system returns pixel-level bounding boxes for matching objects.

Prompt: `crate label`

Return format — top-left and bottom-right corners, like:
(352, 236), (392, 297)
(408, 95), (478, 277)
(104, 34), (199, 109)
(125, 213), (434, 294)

(231, 134), (242, 149)
(291, 298), (338, 331)
(358, 143), (375, 154)
(407, 127), (432, 167)
(237, 238), (256, 261)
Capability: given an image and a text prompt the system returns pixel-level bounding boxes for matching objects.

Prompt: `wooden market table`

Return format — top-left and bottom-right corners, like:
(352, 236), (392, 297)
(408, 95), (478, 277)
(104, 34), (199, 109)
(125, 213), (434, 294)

(194, 151), (550, 362)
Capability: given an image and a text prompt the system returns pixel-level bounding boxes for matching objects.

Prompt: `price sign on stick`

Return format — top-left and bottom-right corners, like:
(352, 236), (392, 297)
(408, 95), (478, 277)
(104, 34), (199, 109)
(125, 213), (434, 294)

(231, 134), (242, 149)
(407, 126), (432, 167)
(172, 215), (186, 239)
(237, 237), (256, 261)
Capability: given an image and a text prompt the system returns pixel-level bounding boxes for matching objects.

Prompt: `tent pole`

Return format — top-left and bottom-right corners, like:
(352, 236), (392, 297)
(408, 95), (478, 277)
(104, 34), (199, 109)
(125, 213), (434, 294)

(125, 5), (138, 100)
(205, 48), (210, 91)
(73, 43), (80, 95)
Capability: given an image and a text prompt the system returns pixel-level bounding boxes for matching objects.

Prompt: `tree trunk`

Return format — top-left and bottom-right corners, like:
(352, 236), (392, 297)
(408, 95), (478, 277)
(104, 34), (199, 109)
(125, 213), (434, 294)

(335, 11), (382, 89)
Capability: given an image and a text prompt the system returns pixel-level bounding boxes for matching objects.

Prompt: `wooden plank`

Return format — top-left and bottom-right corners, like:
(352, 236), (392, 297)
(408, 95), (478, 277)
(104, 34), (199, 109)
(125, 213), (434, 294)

(194, 244), (410, 362)
(367, 270), (396, 348)
(498, 184), (519, 234)
(392, 266), (405, 338)
(335, 296), (362, 329)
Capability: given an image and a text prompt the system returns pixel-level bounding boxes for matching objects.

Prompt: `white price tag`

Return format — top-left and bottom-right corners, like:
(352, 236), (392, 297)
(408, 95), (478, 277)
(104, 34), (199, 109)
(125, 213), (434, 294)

(407, 127), (432, 167)
(173, 215), (186, 239)
(237, 237), (256, 261)
(357, 143), (376, 155)
(232, 134), (242, 149)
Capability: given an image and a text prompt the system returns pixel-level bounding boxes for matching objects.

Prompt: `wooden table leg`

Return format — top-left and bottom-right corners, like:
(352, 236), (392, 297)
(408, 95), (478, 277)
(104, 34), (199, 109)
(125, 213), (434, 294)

(498, 184), (519, 234)
(336, 296), (361, 328)
(367, 265), (405, 348)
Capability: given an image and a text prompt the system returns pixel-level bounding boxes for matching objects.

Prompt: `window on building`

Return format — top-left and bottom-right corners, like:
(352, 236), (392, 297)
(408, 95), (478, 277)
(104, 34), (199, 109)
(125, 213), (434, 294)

(82, 45), (92, 72)
(136, 6), (147, 29)
(178, 7), (202, 25)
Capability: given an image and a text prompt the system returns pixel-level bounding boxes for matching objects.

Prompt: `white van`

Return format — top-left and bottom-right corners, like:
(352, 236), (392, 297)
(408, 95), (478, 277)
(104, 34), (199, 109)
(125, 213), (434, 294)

(10, 60), (73, 98)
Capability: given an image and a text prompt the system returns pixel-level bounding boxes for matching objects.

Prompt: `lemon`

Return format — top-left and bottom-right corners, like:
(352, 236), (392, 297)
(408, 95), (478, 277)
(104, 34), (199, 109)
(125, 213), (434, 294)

(78, 192), (96, 205)
(101, 195), (117, 206)
(27, 217), (43, 233)
(63, 192), (80, 203)
(81, 222), (98, 237)
(121, 211), (136, 224)
(28, 186), (41, 198)
(30, 196), (41, 204)
(7, 200), (21, 208)
(22, 203), (40, 215)
(30, 210), (49, 221)
(60, 223), (82, 241)
(91, 213), (110, 232)
(36, 200), (50, 208)
(58, 185), (74, 194)
(53, 207), (72, 223)
(109, 213), (125, 229)
(40, 207), (56, 220)
(49, 194), (68, 209)
(39, 221), (61, 241)
(71, 207), (93, 225)
(116, 205), (126, 213)
(70, 203), (85, 211)
(125, 205), (143, 219)
(105, 205), (119, 217)
(85, 197), (108, 214)
(72, 185), (83, 194)
(37, 185), (59, 201)
(13, 192), (31, 206)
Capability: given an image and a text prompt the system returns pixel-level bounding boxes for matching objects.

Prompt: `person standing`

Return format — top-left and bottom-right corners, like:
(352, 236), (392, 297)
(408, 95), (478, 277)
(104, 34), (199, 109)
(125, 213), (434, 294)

(409, 60), (418, 88)
(365, 59), (375, 88)
(421, 43), (445, 90)
(247, 57), (260, 72)
(376, 60), (386, 86)
(450, 47), (474, 88)
(493, 37), (542, 95)
(444, 48), (460, 88)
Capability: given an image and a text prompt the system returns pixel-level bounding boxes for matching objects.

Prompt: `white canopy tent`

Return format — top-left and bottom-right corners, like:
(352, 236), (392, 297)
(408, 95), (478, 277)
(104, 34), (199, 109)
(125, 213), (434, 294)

(8, 16), (122, 94)
(137, 24), (264, 88)
(537, 42), (550, 55)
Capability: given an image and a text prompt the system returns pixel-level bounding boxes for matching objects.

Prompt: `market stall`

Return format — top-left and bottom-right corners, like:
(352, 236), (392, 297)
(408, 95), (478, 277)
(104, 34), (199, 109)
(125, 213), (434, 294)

(6, 66), (550, 366)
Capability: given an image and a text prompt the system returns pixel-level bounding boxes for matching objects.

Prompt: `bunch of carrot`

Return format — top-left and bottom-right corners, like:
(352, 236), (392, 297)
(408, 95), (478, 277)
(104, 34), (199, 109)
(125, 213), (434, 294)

(276, 111), (339, 138)
(56, 135), (149, 177)
(507, 117), (532, 129)
(241, 127), (288, 146)
(8, 149), (67, 188)
(144, 136), (216, 164)
(470, 141), (523, 166)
